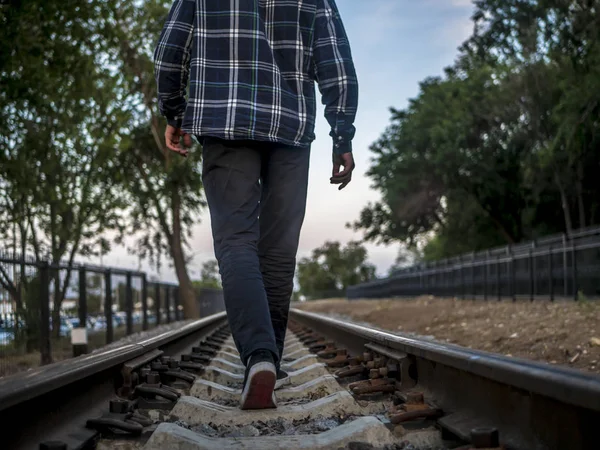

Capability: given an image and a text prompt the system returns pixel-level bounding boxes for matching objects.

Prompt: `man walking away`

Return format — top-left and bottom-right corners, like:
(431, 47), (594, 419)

(154, 0), (358, 409)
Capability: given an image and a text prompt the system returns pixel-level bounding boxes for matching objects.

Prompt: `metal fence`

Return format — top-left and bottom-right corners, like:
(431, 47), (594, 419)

(197, 287), (226, 317)
(0, 252), (224, 377)
(348, 226), (600, 301)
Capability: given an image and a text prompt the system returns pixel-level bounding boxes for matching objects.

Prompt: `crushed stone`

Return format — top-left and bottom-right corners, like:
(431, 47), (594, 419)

(210, 395), (315, 407)
(192, 415), (355, 437)
(337, 444), (448, 450)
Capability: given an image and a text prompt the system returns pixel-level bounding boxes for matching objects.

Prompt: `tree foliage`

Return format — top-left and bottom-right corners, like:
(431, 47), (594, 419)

(352, 0), (600, 260)
(0, 1), (206, 328)
(109, 0), (207, 319)
(296, 241), (376, 300)
(0, 1), (128, 338)
(192, 260), (222, 290)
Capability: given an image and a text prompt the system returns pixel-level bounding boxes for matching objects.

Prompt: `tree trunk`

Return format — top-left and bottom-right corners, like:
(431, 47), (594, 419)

(489, 214), (516, 245)
(52, 274), (61, 338)
(555, 173), (573, 235)
(117, 24), (201, 320)
(25, 323), (39, 353)
(18, 218), (27, 313)
(576, 160), (586, 229)
(472, 197), (516, 244)
(171, 188), (199, 319)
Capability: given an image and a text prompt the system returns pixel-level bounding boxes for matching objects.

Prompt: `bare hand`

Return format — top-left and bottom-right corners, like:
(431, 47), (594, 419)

(165, 125), (192, 157)
(330, 152), (355, 190)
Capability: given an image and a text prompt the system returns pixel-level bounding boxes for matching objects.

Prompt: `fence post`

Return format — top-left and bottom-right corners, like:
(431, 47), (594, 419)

(39, 261), (52, 365)
(496, 255), (501, 301)
(483, 251), (489, 301)
(509, 251), (516, 302)
(460, 256), (465, 300)
(104, 269), (113, 344)
(431, 261), (436, 297)
(471, 254), (476, 301)
(438, 263), (442, 297)
(172, 287), (177, 321)
(450, 263), (454, 298)
(529, 249), (534, 302)
(74, 266), (89, 356)
(548, 246), (554, 302)
(175, 287), (181, 320)
(562, 234), (568, 296)
(444, 262), (449, 298)
(165, 286), (171, 324)
(155, 283), (161, 325)
(78, 267), (88, 330)
(126, 272), (133, 335)
(435, 264), (440, 297)
(142, 274), (148, 331)
(572, 244), (578, 301)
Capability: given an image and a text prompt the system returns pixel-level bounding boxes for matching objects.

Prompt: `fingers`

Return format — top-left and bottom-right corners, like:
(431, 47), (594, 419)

(183, 133), (193, 148)
(332, 162), (341, 177)
(330, 173), (352, 190)
(330, 168), (352, 190)
(165, 126), (189, 157)
(333, 163), (352, 178)
(331, 152), (355, 190)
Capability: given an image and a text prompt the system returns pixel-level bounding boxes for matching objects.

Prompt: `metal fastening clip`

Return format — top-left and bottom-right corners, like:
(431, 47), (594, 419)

(85, 399), (144, 436)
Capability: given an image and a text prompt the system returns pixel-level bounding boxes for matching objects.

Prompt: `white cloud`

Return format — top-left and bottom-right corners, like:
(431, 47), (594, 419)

(437, 16), (474, 46)
(421, 0), (474, 8)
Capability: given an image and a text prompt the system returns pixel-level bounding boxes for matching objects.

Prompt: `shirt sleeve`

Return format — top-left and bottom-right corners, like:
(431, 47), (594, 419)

(313, 0), (359, 154)
(153, 0), (196, 128)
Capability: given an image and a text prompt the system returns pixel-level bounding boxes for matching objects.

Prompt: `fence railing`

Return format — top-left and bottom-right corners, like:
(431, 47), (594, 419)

(348, 227), (600, 301)
(0, 252), (224, 377)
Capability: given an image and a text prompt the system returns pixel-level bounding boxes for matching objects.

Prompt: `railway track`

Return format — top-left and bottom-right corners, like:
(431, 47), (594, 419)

(2, 308), (600, 450)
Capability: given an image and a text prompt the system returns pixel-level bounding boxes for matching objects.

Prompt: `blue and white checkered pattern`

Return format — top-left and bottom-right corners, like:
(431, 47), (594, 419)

(153, 0), (358, 154)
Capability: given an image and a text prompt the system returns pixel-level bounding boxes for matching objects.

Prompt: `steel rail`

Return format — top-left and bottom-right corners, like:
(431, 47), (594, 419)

(1, 311), (228, 450)
(290, 308), (600, 450)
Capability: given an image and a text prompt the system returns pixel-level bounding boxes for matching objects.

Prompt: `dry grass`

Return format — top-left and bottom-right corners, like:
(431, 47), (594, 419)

(0, 324), (145, 378)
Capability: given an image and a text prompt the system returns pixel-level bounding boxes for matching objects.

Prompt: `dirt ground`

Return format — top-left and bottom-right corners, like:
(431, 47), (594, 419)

(0, 322), (185, 378)
(295, 297), (600, 375)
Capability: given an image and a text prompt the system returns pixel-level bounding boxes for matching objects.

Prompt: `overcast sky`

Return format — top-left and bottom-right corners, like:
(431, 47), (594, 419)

(89, 0), (476, 283)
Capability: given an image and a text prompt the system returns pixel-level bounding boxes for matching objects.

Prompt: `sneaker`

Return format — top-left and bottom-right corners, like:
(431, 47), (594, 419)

(240, 350), (277, 410)
(275, 369), (291, 390)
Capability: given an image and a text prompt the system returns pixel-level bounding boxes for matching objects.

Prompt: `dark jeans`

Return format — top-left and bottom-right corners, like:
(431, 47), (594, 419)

(201, 137), (310, 368)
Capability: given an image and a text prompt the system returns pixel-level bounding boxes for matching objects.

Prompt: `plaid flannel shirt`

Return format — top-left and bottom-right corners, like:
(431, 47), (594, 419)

(153, 0), (358, 154)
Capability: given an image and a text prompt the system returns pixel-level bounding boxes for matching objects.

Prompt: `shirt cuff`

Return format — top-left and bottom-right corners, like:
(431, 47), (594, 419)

(333, 139), (352, 155)
(167, 117), (183, 128)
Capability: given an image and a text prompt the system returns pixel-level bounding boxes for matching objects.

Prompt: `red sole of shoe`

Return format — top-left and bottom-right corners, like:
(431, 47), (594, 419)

(240, 370), (277, 410)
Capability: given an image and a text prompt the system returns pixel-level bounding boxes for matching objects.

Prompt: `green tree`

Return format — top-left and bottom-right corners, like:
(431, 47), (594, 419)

(465, 0), (600, 234)
(1, 0), (209, 340)
(352, 0), (600, 260)
(296, 241), (376, 300)
(0, 1), (128, 338)
(352, 64), (529, 258)
(192, 260), (221, 290)
(109, 1), (207, 319)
